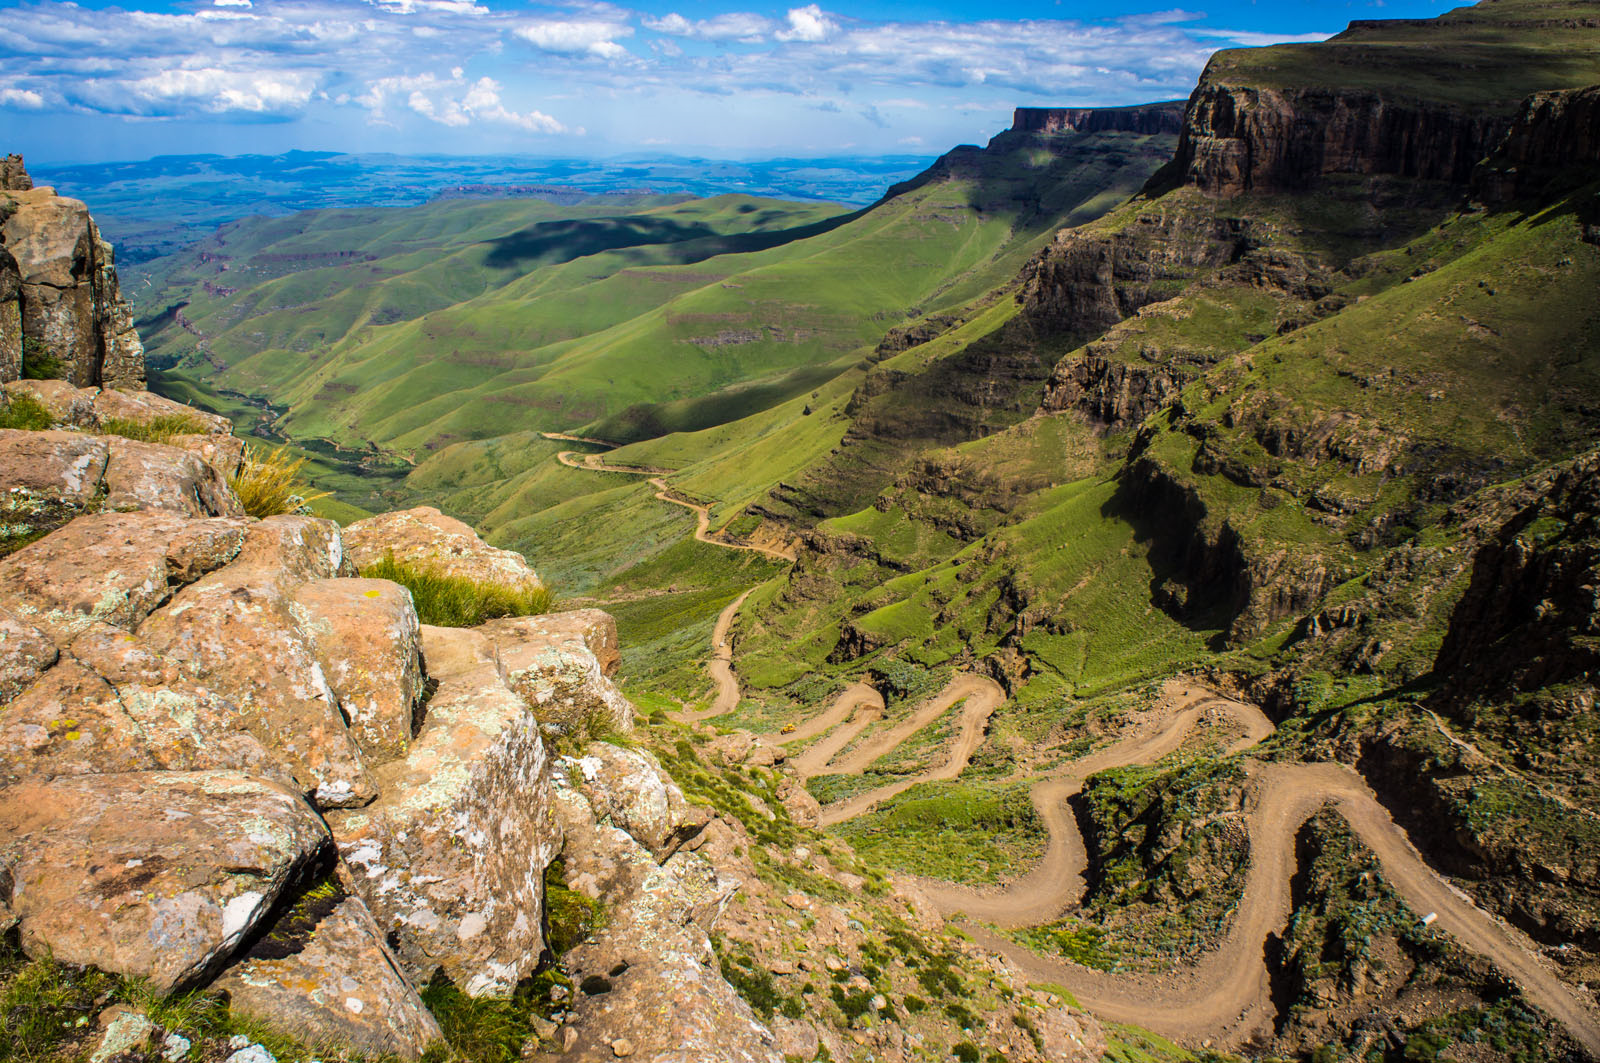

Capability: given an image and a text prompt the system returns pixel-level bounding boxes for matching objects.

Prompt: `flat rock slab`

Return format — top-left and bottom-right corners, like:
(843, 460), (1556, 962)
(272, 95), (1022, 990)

(218, 890), (442, 1060)
(290, 578), (421, 765)
(330, 624), (556, 996)
(0, 511), (246, 645)
(344, 506), (543, 590)
(0, 770), (329, 992)
(0, 609), (56, 705)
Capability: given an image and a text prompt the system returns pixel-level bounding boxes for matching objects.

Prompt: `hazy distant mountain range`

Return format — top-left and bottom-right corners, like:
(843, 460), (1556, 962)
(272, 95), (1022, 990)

(32, 149), (937, 262)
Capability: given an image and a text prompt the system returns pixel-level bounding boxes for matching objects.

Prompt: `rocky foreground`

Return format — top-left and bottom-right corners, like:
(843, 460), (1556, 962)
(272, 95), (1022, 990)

(0, 378), (1109, 1063)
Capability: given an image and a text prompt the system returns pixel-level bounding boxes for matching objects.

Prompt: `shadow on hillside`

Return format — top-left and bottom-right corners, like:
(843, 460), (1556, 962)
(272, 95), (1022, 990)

(482, 207), (869, 271)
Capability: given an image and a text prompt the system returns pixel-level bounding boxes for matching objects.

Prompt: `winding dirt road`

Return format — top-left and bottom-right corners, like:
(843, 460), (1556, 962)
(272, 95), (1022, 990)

(552, 451), (795, 561)
(801, 678), (1600, 1054)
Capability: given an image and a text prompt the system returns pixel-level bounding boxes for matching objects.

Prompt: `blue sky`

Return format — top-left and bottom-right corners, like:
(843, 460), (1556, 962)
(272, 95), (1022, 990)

(1, 0), (1456, 163)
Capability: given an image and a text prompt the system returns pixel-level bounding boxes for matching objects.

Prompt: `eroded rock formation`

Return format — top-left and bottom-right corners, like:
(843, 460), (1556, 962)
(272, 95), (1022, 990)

(0, 155), (145, 388)
(1012, 102), (1185, 136)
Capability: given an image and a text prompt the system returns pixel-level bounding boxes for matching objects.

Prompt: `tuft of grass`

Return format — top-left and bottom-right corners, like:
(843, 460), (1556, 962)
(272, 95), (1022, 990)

(97, 414), (208, 444)
(361, 552), (553, 628)
(544, 858), (607, 956)
(0, 391), (53, 432)
(0, 943), (120, 1063)
(229, 445), (332, 519)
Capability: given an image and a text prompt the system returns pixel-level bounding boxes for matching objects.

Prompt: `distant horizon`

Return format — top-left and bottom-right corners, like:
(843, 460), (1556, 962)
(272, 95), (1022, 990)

(0, 0), (1456, 165)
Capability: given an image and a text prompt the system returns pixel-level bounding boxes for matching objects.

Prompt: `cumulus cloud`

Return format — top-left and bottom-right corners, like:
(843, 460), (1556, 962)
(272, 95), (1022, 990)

(365, 70), (565, 131)
(776, 4), (836, 42)
(212, 0), (253, 8)
(515, 18), (632, 59)
(643, 11), (772, 41)
(0, 87), (47, 108)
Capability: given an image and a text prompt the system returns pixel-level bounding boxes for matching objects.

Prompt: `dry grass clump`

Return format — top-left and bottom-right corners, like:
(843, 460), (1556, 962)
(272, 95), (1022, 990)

(229, 445), (331, 518)
(362, 552), (552, 627)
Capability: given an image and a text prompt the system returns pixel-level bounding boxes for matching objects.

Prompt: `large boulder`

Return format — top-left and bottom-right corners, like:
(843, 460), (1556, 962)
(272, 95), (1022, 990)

(564, 743), (709, 862)
(0, 186), (144, 389)
(138, 517), (377, 809)
(0, 770), (329, 992)
(1, 381), (230, 437)
(102, 438), (243, 518)
(290, 578), (422, 765)
(478, 611), (632, 737)
(344, 506), (543, 590)
(329, 624), (557, 997)
(0, 429), (110, 509)
(217, 886), (442, 1060)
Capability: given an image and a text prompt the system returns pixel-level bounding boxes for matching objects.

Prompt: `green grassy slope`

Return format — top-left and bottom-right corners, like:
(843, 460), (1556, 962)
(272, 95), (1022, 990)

(140, 127), (1177, 462)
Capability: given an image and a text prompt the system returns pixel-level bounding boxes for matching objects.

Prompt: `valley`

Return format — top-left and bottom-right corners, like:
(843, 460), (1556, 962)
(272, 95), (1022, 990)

(12, 0), (1597, 1057)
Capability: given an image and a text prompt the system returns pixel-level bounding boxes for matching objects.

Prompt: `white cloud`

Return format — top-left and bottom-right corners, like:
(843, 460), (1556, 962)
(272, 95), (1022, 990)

(515, 19), (632, 59)
(776, 4), (836, 42)
(368, 70), (565, 132)
(644, 11), (772, 42)
(212, 0), (253, 8)
(0, 87), (46, 108)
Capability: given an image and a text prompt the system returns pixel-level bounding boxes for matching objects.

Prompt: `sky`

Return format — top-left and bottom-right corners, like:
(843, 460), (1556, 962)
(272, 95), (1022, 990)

(0, 0), (1457, 163)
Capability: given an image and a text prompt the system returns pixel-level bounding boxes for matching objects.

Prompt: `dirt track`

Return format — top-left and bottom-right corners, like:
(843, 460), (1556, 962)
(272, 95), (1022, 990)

(801, 679), (1600, 1053)
(553, 451), (796, 561)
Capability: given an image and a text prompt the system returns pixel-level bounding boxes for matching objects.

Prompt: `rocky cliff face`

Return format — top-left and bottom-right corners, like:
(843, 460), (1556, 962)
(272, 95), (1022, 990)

(1474, 83), (1600, 210)
(1012, 102), (1185, 136)
(1164, 80), (1511, 196)
(0, 155), (145, 389)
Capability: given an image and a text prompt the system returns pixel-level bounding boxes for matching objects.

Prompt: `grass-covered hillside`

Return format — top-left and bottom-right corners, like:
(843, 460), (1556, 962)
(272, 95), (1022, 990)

(139, 123), (1177, 461)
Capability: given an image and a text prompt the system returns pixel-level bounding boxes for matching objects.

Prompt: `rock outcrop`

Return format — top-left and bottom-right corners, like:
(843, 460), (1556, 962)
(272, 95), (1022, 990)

(1474, 83), (1600, 207)
(1165, 81), (1510, 196)
(1012, 102), (1185, 136)
(344, 505), (545, 590)
(0, 157), (145, 388)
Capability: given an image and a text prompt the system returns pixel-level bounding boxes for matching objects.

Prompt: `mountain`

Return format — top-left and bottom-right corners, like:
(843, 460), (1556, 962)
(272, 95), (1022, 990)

(20, 0), (1600, 1057)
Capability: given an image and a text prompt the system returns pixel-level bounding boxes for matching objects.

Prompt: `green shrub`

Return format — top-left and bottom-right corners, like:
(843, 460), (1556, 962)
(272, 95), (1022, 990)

(0, 391), (53, 431)
(97, 414), (207, 444)
(229, 445), (330, 518)
(362, 552), (553, 627)
(20, 338), (64, 381)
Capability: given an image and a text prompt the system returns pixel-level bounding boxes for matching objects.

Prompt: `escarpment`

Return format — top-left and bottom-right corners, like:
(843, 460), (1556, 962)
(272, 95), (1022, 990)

(0, 155), (145, 389)
(1165, 81), (1511, 196)
(1012, 102), (1186, 137)
(1474, 82), (1600, 206)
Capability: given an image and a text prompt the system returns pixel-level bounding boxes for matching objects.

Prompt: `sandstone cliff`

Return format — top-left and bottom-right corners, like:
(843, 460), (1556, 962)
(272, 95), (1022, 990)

(1162, 80), (1510, 196)
(1012, 102), (1185, 137)
(1474, 82), (1600, 208)
(0, 155), (145, 389)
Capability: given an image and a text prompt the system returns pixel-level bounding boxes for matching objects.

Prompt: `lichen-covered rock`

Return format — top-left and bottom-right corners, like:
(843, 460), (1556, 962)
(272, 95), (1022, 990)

(0, 511), (247, 645)
(542, 778), (777, 1063)
(170, 432), (247, 479)
(0, 770), (329, 991)
(290, 578), (421, 764)
(102, 437), (243, 518)
(565, 743), (709, 862)
(217, 889), (442, 1060)
(344, 506), (543, 590)
(138, 517), (376, 809)
(0, 658), (159, 783)
(478, 611), (632, 736)
(329, 624), (557, 996)
(0, 429), (110, 508)
(0, 608), (56, 704)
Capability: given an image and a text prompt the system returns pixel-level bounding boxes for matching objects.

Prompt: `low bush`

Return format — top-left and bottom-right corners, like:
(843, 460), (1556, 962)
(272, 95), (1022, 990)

(361, 553), (553, 627)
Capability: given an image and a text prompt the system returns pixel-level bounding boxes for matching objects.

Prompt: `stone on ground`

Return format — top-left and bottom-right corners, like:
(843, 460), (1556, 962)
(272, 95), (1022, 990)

(329, 624), (557, 996)
(217, 888), (442, 1060)
(0, 770), (329, 991)
(479, 611), (633, 737)
(343, 505), (543, 589)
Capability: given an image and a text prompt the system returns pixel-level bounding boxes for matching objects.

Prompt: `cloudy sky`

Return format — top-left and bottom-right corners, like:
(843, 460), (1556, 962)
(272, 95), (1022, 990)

(1, 0), (1448, 162)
